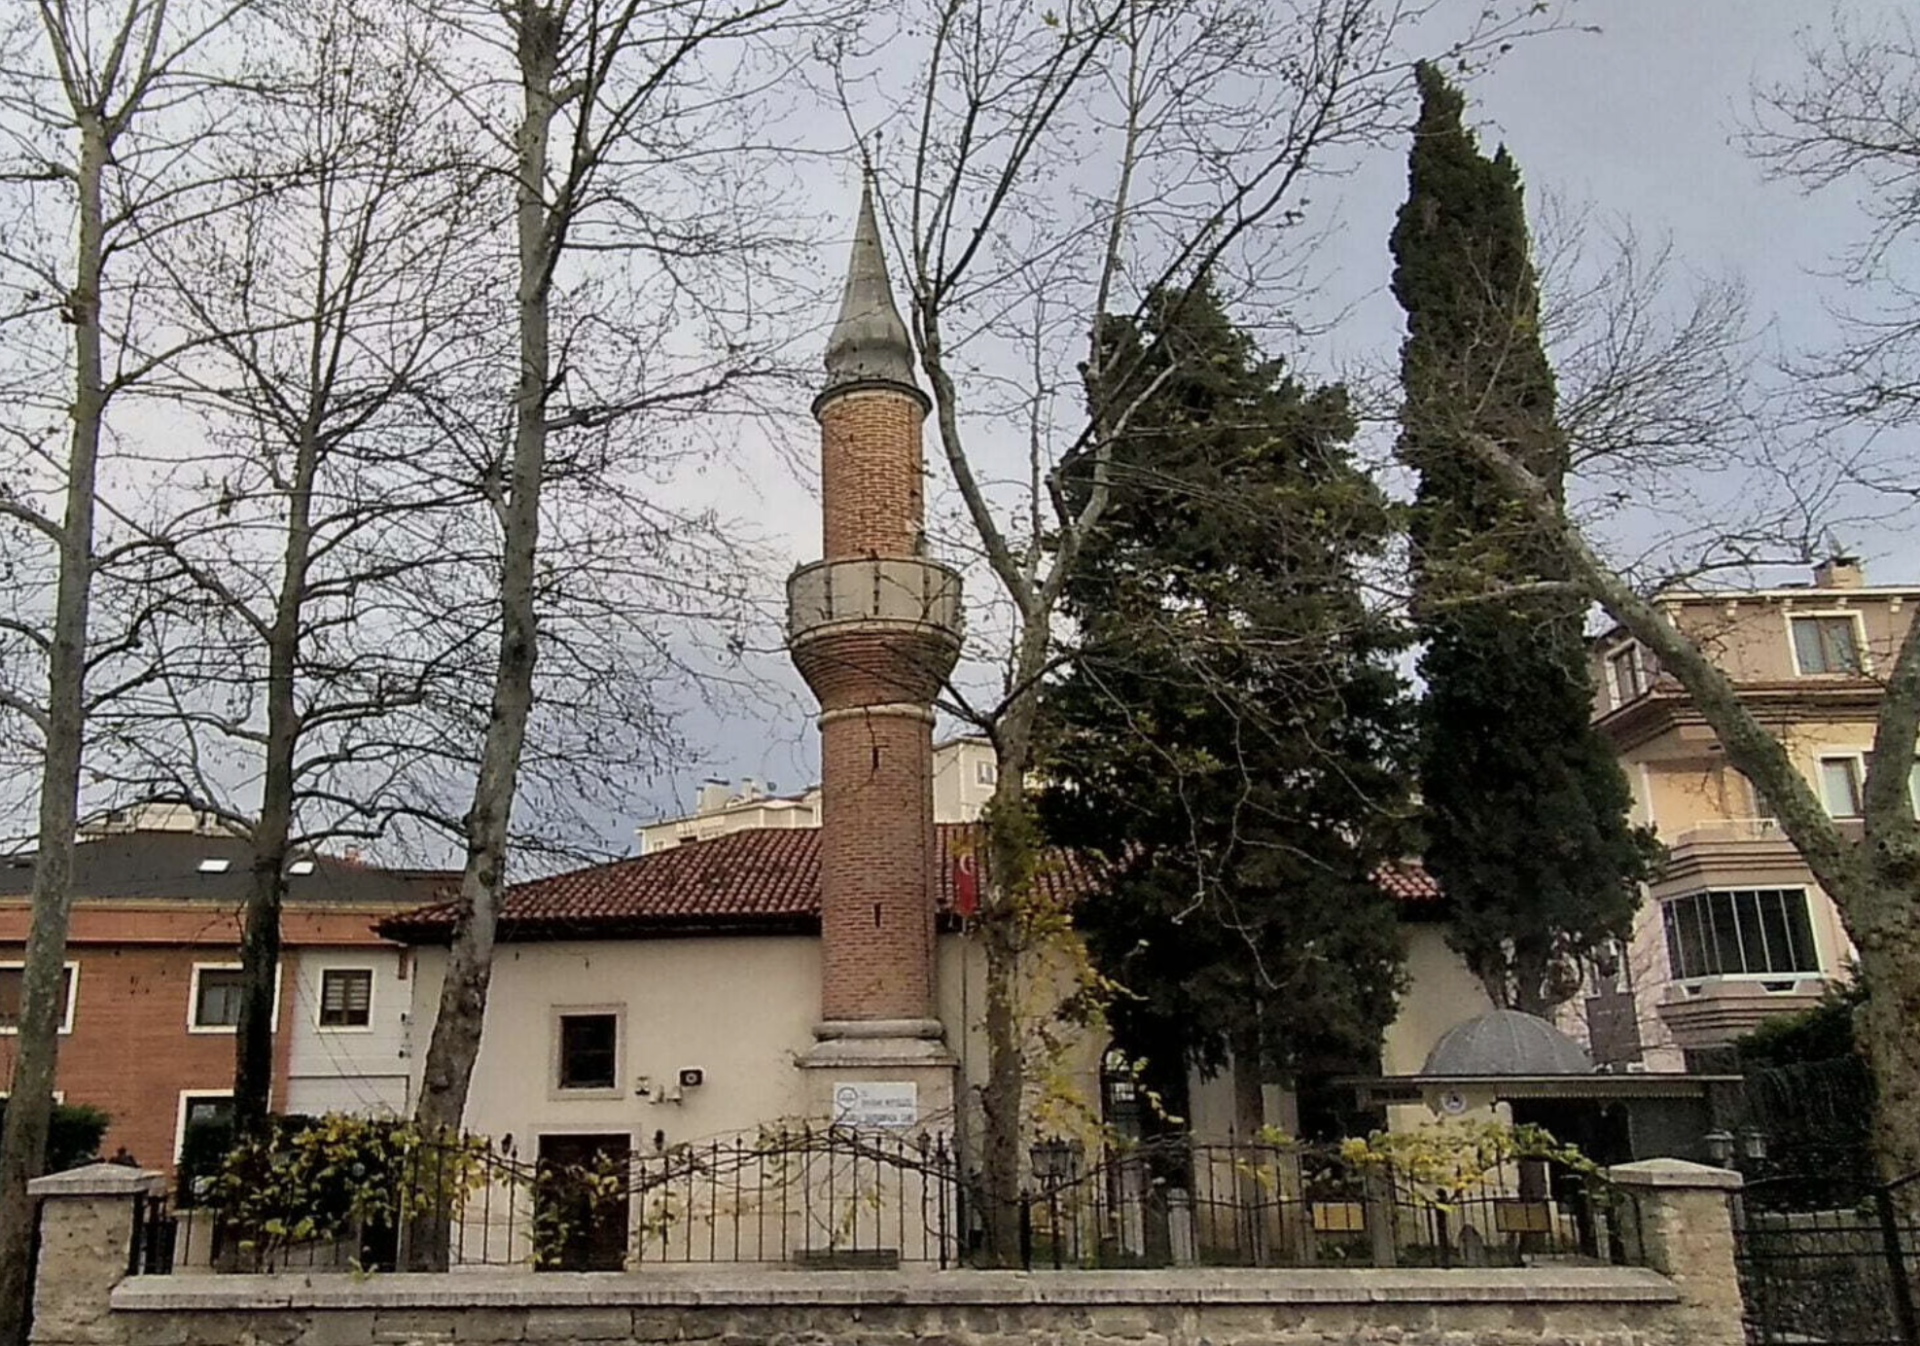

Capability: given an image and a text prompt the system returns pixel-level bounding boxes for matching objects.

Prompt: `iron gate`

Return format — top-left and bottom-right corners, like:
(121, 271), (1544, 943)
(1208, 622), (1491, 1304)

(1736, 1171), (1920, 1345)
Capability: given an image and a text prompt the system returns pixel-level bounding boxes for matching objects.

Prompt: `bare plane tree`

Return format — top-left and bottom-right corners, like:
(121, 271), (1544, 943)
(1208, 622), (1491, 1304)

(0, 0), (265, 1336)
(404, 0), (854, 1240)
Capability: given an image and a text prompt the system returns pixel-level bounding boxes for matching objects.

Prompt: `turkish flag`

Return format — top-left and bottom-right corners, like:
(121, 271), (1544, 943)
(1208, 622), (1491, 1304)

(952, 854), (980, 918)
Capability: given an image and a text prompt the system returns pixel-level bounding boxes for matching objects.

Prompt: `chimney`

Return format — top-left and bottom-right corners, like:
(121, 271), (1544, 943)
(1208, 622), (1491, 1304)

(694, 778), (732, 814)
(1814, 555), (1865, 590)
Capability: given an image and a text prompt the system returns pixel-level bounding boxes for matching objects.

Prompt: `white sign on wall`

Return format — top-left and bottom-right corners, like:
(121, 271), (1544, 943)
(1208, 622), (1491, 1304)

(832, 1081), (918, 1129)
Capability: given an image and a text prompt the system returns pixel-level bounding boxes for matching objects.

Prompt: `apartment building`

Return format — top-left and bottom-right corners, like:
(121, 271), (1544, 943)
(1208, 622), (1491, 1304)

(635, 736), (1000, 853)
(1587, 557), (1904, 1071)
(0, 819), (447, 1171)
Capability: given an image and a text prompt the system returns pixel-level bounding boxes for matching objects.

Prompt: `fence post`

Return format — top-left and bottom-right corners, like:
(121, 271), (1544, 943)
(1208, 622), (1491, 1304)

(25, 1163), (165, 1346)
(1607, 1158), (1746, 1346)
(1873, 1184), (1920, 1346)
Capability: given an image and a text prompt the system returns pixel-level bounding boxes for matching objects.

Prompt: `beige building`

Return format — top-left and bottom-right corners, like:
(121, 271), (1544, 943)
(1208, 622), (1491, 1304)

(382, 827), (1468, 1159)
(1586, 557), (1905, 1070)
(636, 737), (1000, 854)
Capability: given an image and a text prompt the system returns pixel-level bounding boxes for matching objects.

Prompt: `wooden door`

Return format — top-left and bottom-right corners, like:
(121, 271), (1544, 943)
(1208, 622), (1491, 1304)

(536, 1133), (631, 1271)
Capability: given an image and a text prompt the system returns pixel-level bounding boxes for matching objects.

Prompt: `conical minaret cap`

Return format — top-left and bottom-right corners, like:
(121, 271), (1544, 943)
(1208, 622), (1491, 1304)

(823, 181), (919, 394)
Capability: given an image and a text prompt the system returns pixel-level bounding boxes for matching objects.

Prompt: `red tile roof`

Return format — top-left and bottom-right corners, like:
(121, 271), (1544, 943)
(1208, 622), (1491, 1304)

(1374, 859), (1442, 904)
(380, 826), (1440, 942)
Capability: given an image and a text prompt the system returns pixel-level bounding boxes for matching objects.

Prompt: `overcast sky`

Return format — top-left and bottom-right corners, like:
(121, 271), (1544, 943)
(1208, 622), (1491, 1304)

(612, 0), (1919, 852)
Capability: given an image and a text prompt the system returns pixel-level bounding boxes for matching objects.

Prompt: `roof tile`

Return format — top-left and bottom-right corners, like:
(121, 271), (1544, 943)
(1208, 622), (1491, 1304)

(382, 826), (1439, 941)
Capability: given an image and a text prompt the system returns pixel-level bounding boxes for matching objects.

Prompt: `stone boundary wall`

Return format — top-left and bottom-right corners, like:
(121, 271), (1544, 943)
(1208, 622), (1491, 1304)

(103, 1269), (1688, 1346)
(27, 1160), (1749, 1346)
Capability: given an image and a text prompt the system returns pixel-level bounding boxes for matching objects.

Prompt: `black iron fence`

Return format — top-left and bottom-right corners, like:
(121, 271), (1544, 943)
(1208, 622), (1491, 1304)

(138, 1128), (1643, 1275)
(1735, 1169), (1920, 1346)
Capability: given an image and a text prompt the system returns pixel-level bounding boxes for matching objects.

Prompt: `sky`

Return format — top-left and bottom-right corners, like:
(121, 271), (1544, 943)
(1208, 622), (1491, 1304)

(624, 0), (1915, 853)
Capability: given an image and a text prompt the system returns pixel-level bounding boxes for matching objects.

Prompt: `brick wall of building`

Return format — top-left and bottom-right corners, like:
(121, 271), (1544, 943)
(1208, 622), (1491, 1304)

(0, 943), (297, 1173)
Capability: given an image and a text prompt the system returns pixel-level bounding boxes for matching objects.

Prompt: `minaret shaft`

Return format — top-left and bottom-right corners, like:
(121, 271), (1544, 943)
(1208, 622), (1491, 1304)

(788, 182), (962, 1051)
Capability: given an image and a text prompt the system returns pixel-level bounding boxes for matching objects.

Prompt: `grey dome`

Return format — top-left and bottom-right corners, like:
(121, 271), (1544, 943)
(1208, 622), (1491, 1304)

(1421, 1009), (1595, 1077)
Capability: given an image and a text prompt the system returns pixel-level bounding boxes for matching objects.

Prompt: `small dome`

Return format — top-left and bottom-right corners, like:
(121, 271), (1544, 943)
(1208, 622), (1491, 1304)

(1421, 1009), (1595, 1076)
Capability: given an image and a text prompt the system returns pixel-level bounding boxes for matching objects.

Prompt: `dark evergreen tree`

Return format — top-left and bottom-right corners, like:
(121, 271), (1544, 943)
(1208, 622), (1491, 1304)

(1392, 62), (1660, 1016)
(1040, 280), (1416, 1132)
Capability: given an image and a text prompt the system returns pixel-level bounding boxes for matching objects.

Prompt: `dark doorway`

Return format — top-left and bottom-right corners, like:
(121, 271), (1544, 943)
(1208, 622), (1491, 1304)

(536, 1133), (631, 1271)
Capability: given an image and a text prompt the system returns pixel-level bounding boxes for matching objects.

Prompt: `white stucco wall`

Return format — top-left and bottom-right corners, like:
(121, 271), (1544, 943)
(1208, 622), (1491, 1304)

(284, 947), (411, 1118)
(406, 918), (1493, 1152)
(1382, 923), (1497, 1077)
(408, 936), (820, 1153)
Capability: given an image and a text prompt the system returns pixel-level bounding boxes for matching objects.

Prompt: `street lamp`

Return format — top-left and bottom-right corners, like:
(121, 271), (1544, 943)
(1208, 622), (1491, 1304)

(1704, 1129), (1735, 1168)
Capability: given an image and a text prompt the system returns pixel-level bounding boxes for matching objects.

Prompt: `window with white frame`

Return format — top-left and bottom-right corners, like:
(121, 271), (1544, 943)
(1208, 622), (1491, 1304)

(1819, 755), (1866, 818)
(1663, 888), (1821, 980)
(190, 965), (247, 1030)
(974, 759), (997, 786)
(175, 1091), (235, 1165)
(1791, 614), (1864, 675)
(0, 963), (77, 1034)
(1605, 642), (1657, 707)
(317, 968), (373, 1028)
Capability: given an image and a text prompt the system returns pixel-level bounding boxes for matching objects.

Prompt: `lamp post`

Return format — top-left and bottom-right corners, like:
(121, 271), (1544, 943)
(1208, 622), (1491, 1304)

(1704, 1129), (1735, 1169)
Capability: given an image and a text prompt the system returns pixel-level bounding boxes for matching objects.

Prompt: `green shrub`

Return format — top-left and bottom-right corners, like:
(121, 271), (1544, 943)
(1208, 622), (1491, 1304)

(0, 1100), (111, 1172)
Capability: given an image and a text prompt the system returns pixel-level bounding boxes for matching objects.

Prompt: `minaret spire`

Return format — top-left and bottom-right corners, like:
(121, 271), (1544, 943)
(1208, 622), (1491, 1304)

(823, 179), (918, 394)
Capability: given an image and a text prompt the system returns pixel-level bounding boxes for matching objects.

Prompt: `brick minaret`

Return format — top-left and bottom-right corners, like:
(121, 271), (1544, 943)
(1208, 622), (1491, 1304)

(788, 183), (962, 1122)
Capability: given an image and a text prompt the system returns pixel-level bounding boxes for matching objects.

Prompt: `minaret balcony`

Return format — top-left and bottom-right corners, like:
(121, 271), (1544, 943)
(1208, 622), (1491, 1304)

(787, 557), (963, 650)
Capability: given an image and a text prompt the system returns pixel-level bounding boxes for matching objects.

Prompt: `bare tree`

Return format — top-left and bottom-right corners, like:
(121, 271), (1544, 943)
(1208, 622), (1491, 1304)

(0, 0), (261, 1335)
(406, 0), (846, 1206)
(1749, 3), (1920, 431)
(831, 0), (1551, 1256)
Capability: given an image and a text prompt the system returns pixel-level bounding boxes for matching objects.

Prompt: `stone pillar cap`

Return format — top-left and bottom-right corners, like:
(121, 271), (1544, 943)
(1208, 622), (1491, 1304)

(1605, 1157), (1743, 1191)
(28, 1162), (166, 1198)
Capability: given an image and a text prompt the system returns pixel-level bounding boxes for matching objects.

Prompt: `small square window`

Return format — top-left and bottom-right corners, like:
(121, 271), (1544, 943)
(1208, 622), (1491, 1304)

(193, 968), (247, 1028)
(975, 760), (997, 786)
(1792, 615), (1862, 675)
(0, 965), (76, 1034)
(557, 1013), (619, 1091)
(318, 969), (373, 1028)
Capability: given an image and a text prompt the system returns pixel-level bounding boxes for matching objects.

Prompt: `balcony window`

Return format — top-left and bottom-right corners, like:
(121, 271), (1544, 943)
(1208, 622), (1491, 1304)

(1791, 614), (1863, 675)
(1605, 642), (1656, 707)
(1663, 888), (1819, 980)
(1820, 756), (1865, 818)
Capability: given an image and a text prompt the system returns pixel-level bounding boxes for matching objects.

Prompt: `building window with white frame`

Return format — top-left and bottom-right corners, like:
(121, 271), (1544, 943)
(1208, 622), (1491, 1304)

(0, 963), (77, 1034)
(1662, 888), (1820, 980)
(974, 759), (997, 786)
(1791, 614), (1864, 675)
(1606, 642), (1656, 707)
(1819, 755), (1866, 818)
(189, 965), (247, 1030)
(317, 968), (373, 1028)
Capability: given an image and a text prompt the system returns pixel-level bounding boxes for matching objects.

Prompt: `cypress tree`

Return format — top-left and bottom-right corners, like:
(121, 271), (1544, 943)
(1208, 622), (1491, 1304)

(1392, 62), (1659, 1016)
(1041, 280), (1415, 1130)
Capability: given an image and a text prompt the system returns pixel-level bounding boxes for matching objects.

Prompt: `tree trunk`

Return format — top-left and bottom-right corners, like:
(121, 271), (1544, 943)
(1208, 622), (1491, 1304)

(0, 115), (108, 1346)
(408, 2), (556, 1265)
(976, 659), (1045, 1265)
(232, 427), (319, 1140)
